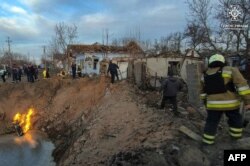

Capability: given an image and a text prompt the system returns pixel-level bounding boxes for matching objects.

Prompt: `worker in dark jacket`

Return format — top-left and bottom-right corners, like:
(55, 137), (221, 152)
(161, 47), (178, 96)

(107, 60), (119, 84)
(71, 63), (76, 79)
(160, 70), (183, 115)
(1, 70), (6, 82)
(200, 54), (250, 145)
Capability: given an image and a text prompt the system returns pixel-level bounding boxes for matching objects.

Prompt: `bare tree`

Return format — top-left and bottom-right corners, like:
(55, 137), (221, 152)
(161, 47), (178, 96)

(56, 22), (78, 52)
(153, 39), (160, 54)
(49, 22), (78, 70)
(111, 38), (118, 46)
(185, 0), (218, 52)
(142, 39), (152, 50)
(184, 22), (207, 51)
(217, 0), (250, 56)
(0, 52), (31, 66)
(153, 32), (183, 54)
(170, 32), (183, 53)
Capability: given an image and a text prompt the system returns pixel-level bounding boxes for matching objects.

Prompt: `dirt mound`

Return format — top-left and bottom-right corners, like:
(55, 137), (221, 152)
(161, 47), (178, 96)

(56, 81), (194, 165)
(0, 76), (105, 121)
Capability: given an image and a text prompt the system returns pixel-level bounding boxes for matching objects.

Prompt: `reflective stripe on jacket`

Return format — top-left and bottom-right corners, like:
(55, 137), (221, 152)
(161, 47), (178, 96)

(200, 66), (250, 111)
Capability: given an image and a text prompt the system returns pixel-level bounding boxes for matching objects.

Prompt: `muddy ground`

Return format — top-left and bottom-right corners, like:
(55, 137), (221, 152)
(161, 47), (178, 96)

(1, 75), (250, 166)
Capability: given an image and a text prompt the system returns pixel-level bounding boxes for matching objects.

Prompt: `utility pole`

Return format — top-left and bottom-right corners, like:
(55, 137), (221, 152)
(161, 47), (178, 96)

(106, 28), (109, 46)
(43, 46), (46, 68)
(102, 29), (104, 45)
(6, 36), (12, 67)
(105, 28), (109, 58)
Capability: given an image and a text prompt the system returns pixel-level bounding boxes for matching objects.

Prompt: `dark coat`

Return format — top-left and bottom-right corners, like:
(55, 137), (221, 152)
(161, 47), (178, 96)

(162, 76), (182, 97)
(107, 63), (119, 74)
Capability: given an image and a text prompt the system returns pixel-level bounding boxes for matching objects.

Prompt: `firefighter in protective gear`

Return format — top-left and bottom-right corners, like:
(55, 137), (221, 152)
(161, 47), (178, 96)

(200, 54), (250, 145)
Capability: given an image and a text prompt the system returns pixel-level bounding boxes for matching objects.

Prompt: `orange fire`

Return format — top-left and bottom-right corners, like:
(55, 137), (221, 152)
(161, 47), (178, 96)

(13, 108), (34, 133)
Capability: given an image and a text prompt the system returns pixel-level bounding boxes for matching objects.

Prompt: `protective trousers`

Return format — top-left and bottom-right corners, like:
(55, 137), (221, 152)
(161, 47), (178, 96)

(203, 109), (243, 145)
(111, 72), (119, 84)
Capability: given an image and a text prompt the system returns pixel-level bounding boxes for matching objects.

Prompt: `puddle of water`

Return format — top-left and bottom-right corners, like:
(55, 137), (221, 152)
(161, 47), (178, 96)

(0, 130), (55, 166)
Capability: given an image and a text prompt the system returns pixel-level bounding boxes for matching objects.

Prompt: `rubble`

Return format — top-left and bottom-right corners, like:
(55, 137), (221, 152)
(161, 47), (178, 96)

(178, 146), (210, 166)
(179, 125), (202, 141)
(236, 137), (250, 149)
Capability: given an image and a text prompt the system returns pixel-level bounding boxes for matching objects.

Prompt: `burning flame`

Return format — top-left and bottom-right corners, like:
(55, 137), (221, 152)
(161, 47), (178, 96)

(13, 108), (34, 133)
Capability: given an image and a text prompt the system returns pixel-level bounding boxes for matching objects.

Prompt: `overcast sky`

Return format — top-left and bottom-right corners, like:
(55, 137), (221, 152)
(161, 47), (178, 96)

(0, 0), (189, 62)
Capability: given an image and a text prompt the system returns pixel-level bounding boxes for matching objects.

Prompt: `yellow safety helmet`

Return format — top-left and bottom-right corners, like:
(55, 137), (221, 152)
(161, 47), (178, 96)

(208, 54), (225, 64)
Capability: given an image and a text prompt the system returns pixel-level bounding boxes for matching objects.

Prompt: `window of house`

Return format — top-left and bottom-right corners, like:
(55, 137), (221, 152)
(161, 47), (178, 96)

(168, 61), (180, 75)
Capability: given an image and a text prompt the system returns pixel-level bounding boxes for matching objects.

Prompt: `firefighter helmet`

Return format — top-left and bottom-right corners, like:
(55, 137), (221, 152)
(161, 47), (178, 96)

(208, 54), (225, 64)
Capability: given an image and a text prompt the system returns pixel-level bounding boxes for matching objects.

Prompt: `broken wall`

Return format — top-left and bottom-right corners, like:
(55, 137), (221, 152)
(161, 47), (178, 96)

(180, 59), (203, 82)
(126, 57), (203, 88)
(135, 57), (182, 88)
(133, 61), (146, 86)
(145, 58), (168, 77)
(117, 61), (128, 79)
(127, 61), (134, 79)
(186, 64), (201, 107)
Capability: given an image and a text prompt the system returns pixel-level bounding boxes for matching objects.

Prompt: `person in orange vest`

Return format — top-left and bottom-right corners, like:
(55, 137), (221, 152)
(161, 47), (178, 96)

(200, 54), (250, 145)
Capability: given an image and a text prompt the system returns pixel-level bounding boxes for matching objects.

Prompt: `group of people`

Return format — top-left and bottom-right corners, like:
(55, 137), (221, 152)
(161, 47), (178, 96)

(0, 64), (40, 83)
(23, 64), (39, 83)
(11, 65), (23, 83)
(160, 53), (250, 146)
(70, 60), (120, 82)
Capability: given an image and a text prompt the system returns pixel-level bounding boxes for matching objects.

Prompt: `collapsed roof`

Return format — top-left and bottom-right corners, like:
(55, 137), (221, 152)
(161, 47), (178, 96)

(67, 41), (144, 56)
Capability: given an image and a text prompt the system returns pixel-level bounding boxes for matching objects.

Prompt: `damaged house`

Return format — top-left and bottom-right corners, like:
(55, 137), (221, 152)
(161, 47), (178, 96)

(226, 54), (250, 79)
(67, 42), (203, 89)
(67, 41), (144, 77)
(128, 49), (203, 88)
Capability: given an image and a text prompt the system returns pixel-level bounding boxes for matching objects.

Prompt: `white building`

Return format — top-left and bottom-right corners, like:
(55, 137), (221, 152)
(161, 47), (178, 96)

(67, 41), (144, 77)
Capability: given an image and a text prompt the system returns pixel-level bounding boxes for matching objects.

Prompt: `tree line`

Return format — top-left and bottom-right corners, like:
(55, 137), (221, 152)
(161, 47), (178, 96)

(0, 0), (249, 67)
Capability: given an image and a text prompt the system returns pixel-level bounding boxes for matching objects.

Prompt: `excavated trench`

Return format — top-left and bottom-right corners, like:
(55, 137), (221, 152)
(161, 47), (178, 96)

(0, 76), (187, 165)
(1, 76), (248, 166)
(0, 76), (107, 165)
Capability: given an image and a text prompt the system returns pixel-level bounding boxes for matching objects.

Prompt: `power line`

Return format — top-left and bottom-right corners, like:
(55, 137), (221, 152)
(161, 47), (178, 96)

(6, 37), (12, 53)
